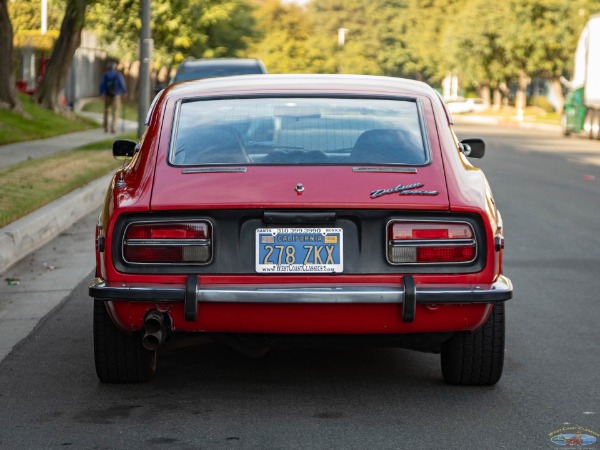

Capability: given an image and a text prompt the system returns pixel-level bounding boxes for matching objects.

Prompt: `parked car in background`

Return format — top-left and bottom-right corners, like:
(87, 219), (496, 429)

(90, 74), (512, 385)
(171, 58), (267, 83)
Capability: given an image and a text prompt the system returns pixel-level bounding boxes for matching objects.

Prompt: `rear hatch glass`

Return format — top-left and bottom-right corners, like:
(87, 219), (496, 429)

(170, 97), (430, 166)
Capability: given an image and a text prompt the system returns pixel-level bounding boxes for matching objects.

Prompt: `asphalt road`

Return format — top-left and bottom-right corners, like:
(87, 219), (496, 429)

(0, 124), (599, 449)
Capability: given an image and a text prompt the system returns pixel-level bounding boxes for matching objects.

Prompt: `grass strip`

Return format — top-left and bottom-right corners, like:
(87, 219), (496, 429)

(460, 106), (560, 125)
(81, 98), (139, 123)
(0, 134), (135, 228)
(0, 94), (98, 145)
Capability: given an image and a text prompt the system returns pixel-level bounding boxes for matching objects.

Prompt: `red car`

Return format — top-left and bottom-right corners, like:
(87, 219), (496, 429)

(89, 74), (512, 385)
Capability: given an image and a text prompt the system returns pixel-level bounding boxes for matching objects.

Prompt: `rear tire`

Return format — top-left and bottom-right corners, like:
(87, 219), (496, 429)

(592, 111), (600, 140)
(441, 303), (505, 386)
(93, 300), (156, 383)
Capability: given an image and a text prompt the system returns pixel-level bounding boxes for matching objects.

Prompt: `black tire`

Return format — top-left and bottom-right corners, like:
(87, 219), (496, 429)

(93, 300), (156, 383)
(584, 110), (596, 139)
(592, 111), (600, 140)
(441, 303), (505, 386)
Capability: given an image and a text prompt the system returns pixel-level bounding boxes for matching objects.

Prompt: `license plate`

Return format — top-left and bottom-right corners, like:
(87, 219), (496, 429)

(256, 228), (343, 273)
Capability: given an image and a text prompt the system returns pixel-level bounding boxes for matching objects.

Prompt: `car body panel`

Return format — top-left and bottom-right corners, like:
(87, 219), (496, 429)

(107, 301), (491, 334)
(150, 166), (450, 211)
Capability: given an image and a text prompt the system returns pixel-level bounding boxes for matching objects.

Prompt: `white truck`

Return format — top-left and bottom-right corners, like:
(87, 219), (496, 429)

(563, 14), (600, 138)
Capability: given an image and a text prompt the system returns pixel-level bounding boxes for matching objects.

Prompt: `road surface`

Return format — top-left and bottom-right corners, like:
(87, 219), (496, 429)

(0, 124), (598, 449)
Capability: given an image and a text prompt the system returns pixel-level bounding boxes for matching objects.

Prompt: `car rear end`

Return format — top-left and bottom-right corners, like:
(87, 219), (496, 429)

(90, 75), (511, 384)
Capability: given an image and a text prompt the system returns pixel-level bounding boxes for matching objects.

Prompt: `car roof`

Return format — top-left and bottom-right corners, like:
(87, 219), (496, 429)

(163, 73), (439, 100)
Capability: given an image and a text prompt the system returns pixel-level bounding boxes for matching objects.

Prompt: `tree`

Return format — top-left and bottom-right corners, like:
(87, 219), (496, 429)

(307, 0), (385, 75)
(445, 0), (512, 107)
(249, 0), (334, 73)
(8, 0), (65, 31)
(496, 0), (592, 114)
(378, 0), (467, 84)
(525, 0), (593, 113)
(87, 0), (256, 70)
(0, 0), (22, 111)
(33, 0), (93, 112)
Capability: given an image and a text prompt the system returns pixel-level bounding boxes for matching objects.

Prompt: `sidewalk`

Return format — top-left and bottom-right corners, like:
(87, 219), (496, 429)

(452, 113), (562, 133)
(0, 113), (137, 273)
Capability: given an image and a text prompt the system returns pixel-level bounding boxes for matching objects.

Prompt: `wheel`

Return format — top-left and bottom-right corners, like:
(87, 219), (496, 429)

(561, 113), (571, 137)
(584, 111), (594, 138)
(592, 111), (600, 140)
(93, 300), (156, 383)
(441, 303), (505, 386)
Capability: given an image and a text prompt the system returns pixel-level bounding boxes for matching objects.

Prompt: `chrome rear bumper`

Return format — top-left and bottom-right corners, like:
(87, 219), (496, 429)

(89, 274), (512, 305)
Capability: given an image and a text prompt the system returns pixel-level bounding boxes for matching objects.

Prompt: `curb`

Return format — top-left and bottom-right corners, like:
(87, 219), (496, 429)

(0, 173), (113, 274)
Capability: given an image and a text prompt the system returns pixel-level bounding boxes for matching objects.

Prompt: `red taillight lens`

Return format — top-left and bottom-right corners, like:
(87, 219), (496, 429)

(387, 221), (476, 264)
(416, 245), (476, 262)
(389, 222), (473, 240)
(124, 221), (211, 264)
(126, 223), (209, 240)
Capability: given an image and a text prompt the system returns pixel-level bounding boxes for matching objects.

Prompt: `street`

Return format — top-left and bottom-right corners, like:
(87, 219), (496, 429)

(0, 123), (599, 449)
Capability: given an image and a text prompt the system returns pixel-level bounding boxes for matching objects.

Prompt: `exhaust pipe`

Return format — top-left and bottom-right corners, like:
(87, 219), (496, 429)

(142, 311), (167, 351)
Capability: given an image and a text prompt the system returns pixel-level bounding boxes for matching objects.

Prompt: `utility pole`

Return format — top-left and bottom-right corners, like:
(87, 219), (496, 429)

(338, 28), (348, 47)
(138, 0), (153, 137)
(337, 28), (348, 74)
(41, 0), (47, 34)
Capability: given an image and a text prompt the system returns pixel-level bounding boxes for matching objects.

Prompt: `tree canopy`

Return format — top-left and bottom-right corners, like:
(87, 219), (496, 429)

(87, 0), (256, 68)
(248, 0), (600, 109)
(8, 0), (66, 32)
(5, 0), (600, 112)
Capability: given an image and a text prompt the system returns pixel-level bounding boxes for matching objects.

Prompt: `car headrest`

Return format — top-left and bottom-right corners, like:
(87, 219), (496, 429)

(350, 128), (424, 164)
(175, 125), (250, 165)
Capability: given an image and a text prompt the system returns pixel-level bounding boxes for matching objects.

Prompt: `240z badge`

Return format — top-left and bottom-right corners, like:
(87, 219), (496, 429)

(370, 182), (439, 199)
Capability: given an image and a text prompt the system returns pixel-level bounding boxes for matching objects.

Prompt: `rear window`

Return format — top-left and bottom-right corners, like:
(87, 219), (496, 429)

(170, 97), (429, 166)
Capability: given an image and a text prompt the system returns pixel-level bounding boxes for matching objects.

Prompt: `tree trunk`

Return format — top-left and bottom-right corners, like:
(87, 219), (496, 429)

(499, 82), (510, 108)
(0, 0), (22, 112)
(492, 88), (501, 110)
(479, 81), (491, 109)
(515, 70), (529, 119)
(551, 76), (564, 114)
(128, 60), (140, 103)
(32, 0), (89, 112)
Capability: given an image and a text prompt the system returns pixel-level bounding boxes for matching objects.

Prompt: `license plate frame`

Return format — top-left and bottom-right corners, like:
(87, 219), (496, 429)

(255, 227), (343, 273)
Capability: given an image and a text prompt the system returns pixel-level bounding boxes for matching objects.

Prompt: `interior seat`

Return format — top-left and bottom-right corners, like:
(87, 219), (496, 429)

(350, 128), (424, 164)
(175, 126), (251, 165)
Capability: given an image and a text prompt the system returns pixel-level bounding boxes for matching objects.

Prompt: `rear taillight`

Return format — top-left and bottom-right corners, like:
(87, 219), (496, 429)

(387, 221), (476, 264)
(123, 221), (212, 264)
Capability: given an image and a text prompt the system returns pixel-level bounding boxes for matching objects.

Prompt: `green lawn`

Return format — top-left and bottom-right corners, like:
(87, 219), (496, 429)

(81, 97), (139, 123)
(0, 132), (136, 228)
(0, 94), (98, 145)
